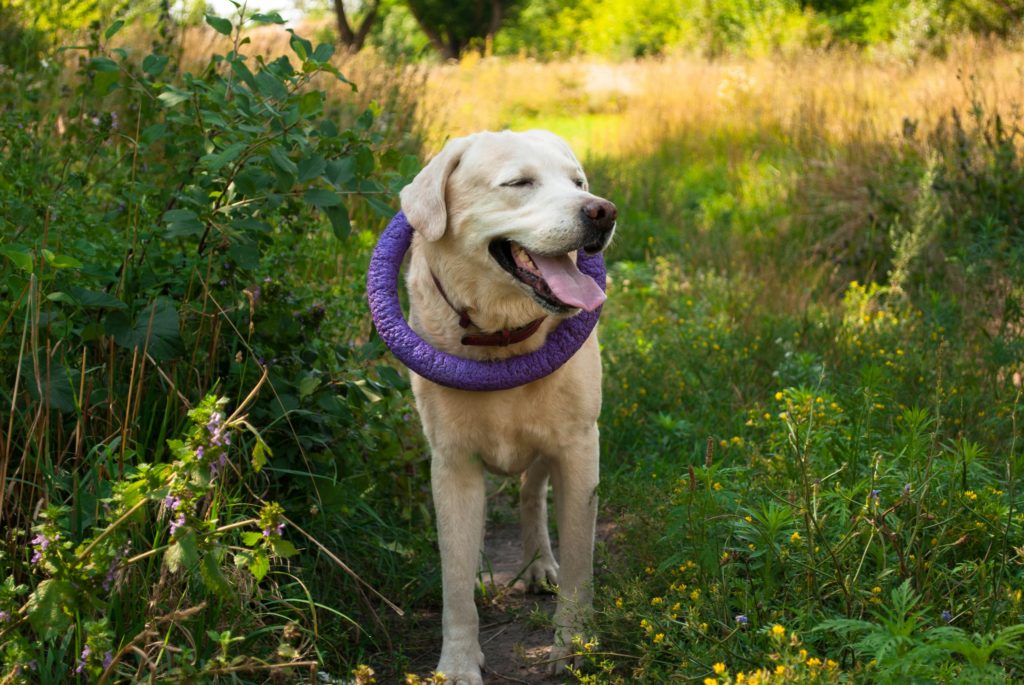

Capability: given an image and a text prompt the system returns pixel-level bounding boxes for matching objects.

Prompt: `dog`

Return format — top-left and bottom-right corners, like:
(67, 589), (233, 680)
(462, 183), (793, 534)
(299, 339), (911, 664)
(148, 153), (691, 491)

(399, 129), (616, 684)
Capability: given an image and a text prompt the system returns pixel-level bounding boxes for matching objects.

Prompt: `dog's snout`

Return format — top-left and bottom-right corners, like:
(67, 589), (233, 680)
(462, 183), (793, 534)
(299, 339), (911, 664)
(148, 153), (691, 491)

(581, 199), (617, 230)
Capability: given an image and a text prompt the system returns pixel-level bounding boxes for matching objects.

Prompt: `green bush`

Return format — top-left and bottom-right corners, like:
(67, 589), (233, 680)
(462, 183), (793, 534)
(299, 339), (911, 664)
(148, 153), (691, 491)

(0, 11), (432, 682)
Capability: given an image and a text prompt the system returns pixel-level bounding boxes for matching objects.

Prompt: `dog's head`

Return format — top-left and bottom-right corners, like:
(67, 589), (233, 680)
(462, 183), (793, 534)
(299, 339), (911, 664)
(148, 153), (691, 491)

(400, 130), (615, 315)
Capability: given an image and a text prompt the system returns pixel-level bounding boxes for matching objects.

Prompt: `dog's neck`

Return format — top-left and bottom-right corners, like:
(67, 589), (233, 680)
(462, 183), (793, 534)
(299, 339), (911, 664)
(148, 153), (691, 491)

(406, 239), (560, 361)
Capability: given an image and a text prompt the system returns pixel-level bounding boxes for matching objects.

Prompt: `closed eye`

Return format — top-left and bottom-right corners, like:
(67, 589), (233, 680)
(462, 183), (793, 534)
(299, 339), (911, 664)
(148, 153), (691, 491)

(501, 178), (535, 188)
(574, 178), (586, 188)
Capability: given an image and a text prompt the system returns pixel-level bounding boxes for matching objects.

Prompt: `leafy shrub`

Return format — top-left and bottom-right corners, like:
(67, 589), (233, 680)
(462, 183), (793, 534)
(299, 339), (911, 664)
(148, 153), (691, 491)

(0, 9), (431, 682)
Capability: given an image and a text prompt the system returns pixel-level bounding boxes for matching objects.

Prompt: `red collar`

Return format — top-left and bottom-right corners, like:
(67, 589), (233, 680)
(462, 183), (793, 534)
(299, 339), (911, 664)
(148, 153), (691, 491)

(431, 272), (547, 347)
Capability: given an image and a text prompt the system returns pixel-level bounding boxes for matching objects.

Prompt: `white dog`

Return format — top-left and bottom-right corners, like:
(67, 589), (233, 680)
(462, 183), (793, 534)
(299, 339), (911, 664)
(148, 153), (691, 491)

(400, 130), (616, 684)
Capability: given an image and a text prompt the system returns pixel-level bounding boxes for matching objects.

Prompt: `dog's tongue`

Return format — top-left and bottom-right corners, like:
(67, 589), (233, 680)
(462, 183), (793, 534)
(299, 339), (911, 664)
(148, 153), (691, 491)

(528, 252), (606, 311)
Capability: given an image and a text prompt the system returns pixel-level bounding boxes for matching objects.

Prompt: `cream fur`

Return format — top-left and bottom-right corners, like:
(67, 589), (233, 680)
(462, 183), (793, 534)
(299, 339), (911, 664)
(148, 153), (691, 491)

(400, 130), (613, 683)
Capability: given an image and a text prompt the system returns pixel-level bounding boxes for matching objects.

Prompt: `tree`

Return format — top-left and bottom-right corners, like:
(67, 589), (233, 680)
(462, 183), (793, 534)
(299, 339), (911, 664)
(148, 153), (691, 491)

(333, 0), (380, 52)
(403, 0), (524, 59)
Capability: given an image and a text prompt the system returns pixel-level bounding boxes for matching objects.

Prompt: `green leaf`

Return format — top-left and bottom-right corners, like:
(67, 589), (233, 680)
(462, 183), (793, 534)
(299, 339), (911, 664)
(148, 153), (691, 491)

(363, 194), (394, 218)
(142, 53), (169, 77)
(269, 146), (298, 177)
(157, 88), (190, 108)
(249, 551), (270, 582)
(104, 19), (125, 40)
(241, 531), (264, 546)
(89, 56), (119, 72)
(0, 247), (33, 273)
(165, 531), (200, 573)
(270, 537), (298, 558)
(201, 141), (247, 173)
(298, 374), (320, 398)
(206, 14), (234, 36)
(200, 549), (233, 597)
(45, 253), (83, 269)
(297, 154), (326, 183)
(105, 298), (182, 361)
(21, 358), (79, 413)
(287, 30), (311, 60)
(252, 437), (269, 472)
(304, 188), (341, 208)
(26, 579), (75, 640)
(163, 208), (204, 238)
(297, 90), (323, 117)
(69, 287), (126, 310)
(312, 42), (335, 63)
(253, 70), (288, 100)
(377, 365), (408, 390)
(251, 11), (285, 24)
(324, 203), (351, 240)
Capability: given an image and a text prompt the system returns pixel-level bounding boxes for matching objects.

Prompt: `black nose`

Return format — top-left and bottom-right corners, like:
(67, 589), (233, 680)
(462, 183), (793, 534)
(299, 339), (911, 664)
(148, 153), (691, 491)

(581, 198), (617, 233)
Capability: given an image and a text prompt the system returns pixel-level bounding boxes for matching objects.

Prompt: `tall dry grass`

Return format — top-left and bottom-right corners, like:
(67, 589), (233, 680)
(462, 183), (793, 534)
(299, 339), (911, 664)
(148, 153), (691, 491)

(418, 39), (1024, 159)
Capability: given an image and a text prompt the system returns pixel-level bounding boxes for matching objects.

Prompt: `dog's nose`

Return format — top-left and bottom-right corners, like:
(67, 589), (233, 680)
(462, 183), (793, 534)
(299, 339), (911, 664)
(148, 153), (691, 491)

(581, 199), (617, 232)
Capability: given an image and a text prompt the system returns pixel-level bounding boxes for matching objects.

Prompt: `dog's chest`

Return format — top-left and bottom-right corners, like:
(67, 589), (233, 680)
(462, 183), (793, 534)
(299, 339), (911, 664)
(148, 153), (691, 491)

(413, 359), (599, 475)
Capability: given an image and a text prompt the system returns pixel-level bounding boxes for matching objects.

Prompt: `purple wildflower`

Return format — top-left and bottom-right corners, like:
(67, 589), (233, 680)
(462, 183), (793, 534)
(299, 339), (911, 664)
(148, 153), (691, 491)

(942, 610), (952, 623)
(196, 445), (205, 460)
(164, 495), (181, 511)
(0, 610), (9, 622)
(735, 614), (749, 625)
(102, 651), (113, 669)
(169, 512), (186, 536)
(76, 645), (90, 673)
(903, 483), (911, 496)
(30, 531), (56, 565)
(870, 489), (880, 500)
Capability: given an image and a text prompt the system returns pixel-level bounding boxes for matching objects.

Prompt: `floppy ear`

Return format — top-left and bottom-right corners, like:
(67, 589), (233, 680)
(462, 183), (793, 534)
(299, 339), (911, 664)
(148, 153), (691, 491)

(400, 136), (472, 242)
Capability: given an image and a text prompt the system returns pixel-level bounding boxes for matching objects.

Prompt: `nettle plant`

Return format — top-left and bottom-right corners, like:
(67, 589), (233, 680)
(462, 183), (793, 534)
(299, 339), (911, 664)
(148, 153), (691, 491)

(2, 393), (291, 682)
(0, 7), (414, 683)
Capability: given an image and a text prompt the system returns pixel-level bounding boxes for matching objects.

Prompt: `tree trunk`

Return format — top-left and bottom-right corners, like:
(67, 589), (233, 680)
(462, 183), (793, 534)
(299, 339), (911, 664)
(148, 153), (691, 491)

(333, 0), (379, 53)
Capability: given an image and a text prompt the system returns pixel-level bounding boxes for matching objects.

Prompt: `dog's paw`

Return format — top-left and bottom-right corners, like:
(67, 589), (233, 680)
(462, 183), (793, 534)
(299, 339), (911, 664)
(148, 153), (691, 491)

(437, 647), (485, 685)
(522, 556), (559, 593)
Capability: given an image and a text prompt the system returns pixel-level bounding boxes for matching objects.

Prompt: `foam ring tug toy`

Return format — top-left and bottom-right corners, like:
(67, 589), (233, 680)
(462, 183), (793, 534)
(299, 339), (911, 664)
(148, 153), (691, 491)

(366, 212), (606, 392)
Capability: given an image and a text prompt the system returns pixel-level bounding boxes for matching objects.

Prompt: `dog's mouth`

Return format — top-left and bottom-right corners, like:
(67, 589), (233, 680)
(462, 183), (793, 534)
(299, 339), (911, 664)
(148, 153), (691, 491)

(489, 239), (606, 313)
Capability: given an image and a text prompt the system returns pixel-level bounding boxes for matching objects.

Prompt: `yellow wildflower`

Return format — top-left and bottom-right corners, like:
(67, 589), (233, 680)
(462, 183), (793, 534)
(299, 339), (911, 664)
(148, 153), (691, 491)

(775, 391), (783, 401)
(771, 624), (785, 638)
(713, 662), (727, 675)
(653, 632), (665, 643)
(807, 657), (822, 668)
(790, 531), (801, 543)
(964, 490), (978, 501)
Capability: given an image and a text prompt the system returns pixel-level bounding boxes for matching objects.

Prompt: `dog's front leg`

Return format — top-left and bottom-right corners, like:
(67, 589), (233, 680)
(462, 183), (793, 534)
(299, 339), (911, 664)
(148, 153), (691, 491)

(520, 457), (559, 591)
(548, 425), (599, 673)
(432, 453), (486, 685)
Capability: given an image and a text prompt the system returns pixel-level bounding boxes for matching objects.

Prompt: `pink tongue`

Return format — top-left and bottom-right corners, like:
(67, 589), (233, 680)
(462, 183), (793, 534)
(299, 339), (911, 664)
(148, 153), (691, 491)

(528, 251), (606, 311)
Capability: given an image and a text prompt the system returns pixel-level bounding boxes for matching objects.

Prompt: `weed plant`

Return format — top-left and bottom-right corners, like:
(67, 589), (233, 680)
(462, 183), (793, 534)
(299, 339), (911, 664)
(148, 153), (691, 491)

(0, 11), (433, 683)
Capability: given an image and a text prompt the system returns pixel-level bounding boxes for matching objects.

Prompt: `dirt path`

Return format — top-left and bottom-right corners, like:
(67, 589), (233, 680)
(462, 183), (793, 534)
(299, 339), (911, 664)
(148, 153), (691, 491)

(475, 521), (565, 685)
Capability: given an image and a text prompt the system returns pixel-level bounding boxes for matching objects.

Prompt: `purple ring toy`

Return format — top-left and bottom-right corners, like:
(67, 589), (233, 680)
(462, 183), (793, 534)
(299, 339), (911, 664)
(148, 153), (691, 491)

(367, 212), (606, 392)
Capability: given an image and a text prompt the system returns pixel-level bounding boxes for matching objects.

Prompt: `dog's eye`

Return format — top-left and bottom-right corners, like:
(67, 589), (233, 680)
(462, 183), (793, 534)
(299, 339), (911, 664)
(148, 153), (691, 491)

(501, 178), (534, 188)
(574, 178), (586, 188)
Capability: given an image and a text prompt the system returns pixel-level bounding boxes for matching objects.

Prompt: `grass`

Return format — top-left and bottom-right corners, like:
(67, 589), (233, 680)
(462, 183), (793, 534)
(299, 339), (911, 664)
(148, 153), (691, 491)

(406, 37), (1024, 683)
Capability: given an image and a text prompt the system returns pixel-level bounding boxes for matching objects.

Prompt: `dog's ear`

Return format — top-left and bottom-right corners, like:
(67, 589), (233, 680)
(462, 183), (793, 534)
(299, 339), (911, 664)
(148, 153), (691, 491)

(400, 136), (471, 242)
